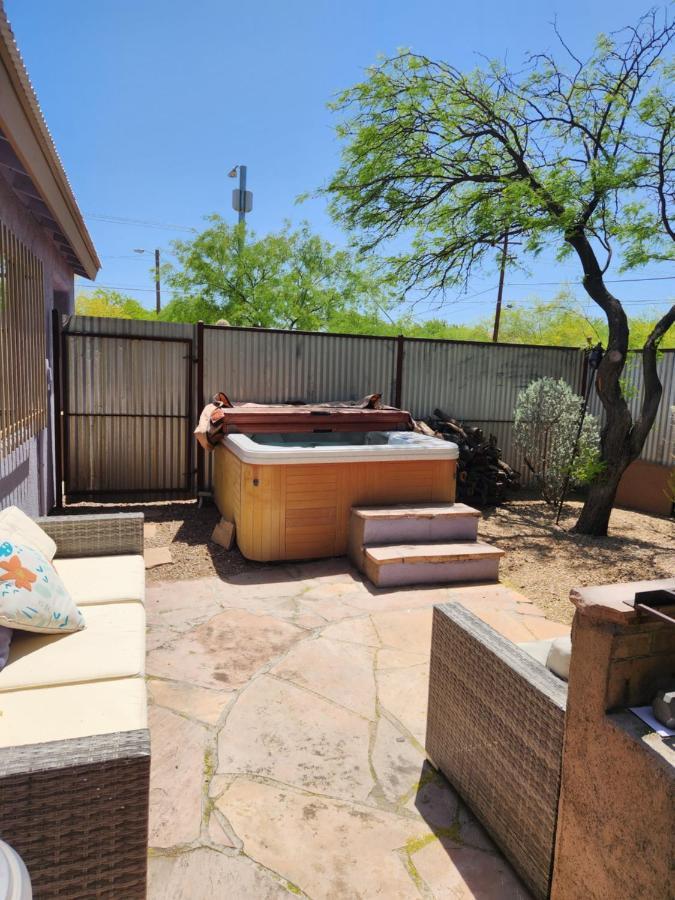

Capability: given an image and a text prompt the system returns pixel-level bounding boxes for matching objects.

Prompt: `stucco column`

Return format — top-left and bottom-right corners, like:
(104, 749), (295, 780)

(551, 579), (675, 900)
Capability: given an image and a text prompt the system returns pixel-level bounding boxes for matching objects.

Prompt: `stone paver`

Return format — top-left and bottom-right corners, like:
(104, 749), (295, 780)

(378, 662), (431, 744)
(147, 608), (304, 690)
(148, 678), (232, 725)
(413, 842), (529, 900)
(145, 564), (566, 897)
(148, 848), (290, 899)
(271, 635), (376, 719)
(220, 777), (421, 900)
(217, 675), (374, 801)
(371, 713), (426, 804)
(148, 706), (208, 848)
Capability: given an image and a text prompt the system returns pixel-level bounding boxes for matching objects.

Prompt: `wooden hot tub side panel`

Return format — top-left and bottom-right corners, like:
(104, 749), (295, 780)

(213, 445), (456, 562)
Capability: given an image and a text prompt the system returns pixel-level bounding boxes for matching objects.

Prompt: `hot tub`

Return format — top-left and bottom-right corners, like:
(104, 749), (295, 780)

(213, 431), (458, 561)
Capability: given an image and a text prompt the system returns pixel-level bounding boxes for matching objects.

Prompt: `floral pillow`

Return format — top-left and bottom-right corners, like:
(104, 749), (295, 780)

(0, 540), (84, 634)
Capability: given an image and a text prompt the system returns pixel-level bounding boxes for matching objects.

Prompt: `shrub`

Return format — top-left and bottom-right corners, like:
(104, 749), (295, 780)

(513, 377), (601, 504)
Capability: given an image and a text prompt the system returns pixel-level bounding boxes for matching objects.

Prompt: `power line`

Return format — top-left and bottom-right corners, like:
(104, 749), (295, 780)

(507, 275), (675, 286)
(86, 214), (196, 233)
(75, 282), (176, 294)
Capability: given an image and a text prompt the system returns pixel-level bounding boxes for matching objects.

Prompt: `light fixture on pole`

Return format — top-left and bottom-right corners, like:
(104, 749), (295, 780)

(228, 164), (253, 225)
(134, 248), (161, 313)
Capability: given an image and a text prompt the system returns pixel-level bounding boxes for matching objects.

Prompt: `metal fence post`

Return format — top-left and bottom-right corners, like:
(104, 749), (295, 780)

(196, 321), (205, 495)
(395, 334), (405, 409)
(51, 308), (64, 510)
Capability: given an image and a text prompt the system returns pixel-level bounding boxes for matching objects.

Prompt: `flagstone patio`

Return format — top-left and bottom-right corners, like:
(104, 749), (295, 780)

(145, 560), (569, 899)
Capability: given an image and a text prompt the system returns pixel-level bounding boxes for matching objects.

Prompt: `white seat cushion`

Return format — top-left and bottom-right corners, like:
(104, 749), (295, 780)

(53, 555), (145, 606)
(0, 676), (147, 748)
(546, 636), (572, 681)
(0, 602), (145, 691)
(0, 506), (56, 561)
(517, 638), (554, 666)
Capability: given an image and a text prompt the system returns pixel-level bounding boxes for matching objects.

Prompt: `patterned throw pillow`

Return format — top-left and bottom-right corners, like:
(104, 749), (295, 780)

(0, 541), (84, 634)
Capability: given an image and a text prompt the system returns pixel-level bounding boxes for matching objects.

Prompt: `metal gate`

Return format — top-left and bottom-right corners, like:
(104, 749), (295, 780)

(56, 320), (195, 501)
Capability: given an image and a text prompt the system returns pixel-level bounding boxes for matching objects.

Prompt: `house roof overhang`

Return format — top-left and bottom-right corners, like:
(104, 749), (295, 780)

(0, 4), (100, 279)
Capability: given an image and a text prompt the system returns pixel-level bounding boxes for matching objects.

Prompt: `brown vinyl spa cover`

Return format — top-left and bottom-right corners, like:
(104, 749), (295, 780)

(195, 394), (414, 450)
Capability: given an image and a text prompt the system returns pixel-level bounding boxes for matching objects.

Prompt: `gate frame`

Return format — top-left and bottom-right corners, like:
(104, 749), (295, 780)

(54, 318), (196, 503)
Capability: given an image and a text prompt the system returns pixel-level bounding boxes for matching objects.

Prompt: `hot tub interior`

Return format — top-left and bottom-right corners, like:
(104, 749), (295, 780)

(249, 431), (392, 447)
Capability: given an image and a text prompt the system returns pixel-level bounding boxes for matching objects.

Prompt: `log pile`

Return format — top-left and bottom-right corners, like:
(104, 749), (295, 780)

(415, 408), (520, 506)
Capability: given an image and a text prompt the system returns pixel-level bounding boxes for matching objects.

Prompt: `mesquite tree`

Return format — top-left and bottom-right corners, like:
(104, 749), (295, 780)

(326, 11), (675, 535)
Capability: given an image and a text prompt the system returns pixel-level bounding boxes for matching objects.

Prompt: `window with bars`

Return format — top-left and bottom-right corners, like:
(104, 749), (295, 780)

(0, 219), (47, 456)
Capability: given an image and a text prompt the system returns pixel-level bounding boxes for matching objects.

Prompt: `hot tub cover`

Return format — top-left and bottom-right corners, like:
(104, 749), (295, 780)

(195, 393), (414, 449)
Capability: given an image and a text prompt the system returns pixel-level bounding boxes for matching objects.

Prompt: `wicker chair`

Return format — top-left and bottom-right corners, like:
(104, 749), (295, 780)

(0, 513), (150, 899)
(425, 602), (567, 900)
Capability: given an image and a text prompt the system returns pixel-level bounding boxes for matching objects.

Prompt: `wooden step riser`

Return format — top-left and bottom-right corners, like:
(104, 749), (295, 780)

(365, 556), (500, 588)
(361, 516), (478, 545)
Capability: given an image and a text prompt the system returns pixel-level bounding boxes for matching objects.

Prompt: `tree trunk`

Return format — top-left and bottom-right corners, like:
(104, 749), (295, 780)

(572, 449), (631, 535)
(565, 230), (634, 536)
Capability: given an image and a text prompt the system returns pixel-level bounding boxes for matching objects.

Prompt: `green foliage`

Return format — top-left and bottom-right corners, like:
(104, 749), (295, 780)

(325, 16), (674, 306)
(160, 216), (393, 330)
(514, 378), (602, 504)
(75, 289), (155, 320)
(330, 294), (675, 347)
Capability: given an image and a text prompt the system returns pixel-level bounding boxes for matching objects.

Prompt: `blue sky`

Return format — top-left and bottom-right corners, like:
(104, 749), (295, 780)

(7, 0), (673, 325)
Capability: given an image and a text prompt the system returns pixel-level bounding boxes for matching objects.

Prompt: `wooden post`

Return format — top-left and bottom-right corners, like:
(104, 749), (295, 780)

(154, 248), (161, 313)
(492, 232), (509, 343)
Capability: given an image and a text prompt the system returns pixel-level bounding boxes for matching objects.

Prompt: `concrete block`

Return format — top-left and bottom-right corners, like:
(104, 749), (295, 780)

(211, 518), (235, 551)
(652, 687), (675, 729)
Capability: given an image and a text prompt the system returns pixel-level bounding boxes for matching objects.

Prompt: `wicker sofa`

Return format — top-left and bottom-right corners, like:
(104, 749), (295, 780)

(0, 513), (150, 899)
(426, 602), (568, 900)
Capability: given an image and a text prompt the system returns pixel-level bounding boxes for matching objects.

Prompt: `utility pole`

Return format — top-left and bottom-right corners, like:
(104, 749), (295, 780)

(229, 164), (252, 229)
(134, 247), (161, 313)
(229, 165), (253, 302)
(154, 248), (161, 314)
(237, 165), (247, 225)
(492, 232), (508, 342)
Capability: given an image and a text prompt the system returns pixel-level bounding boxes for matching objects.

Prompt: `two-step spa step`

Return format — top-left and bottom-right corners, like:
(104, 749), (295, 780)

(349, 502), (504, 588)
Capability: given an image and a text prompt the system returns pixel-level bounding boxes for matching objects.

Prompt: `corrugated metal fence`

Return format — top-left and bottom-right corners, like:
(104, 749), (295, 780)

(203, 326), (398, 405)
(59, 316), (674, 499)
(400, 340), (588, 481)
(587, 350), (675, 467)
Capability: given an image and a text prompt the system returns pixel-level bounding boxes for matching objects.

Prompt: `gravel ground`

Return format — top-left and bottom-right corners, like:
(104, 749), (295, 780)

(480, 499), (675, 623)
(67, 500), (261, 583)
(67, 497), (674, 623)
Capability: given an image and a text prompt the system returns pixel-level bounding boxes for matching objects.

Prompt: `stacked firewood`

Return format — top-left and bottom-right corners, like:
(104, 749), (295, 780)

(415, 408), (520, 506)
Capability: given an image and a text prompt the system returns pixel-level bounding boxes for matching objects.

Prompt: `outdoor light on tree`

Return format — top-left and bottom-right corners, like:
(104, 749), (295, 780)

(133, 247), (161, 314)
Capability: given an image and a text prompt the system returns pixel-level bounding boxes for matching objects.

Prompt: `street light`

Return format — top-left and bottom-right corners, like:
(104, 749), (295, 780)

(228, 164), (252, 225)
(134, 248), (161, 313)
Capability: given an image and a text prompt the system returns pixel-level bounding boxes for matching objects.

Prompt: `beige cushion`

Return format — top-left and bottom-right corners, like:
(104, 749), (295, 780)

(0, 506), (56, 560)
(0, 602), (145, 691)
(0, 676), (147, 748)
(546, 636), (572, 681)
(54, 555), (145, 606)
(517, 639), (554, 667)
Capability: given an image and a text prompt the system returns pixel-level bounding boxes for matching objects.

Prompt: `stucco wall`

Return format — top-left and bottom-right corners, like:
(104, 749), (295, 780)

(616, 458), (674, 517)
(0, 169), (74, 516)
